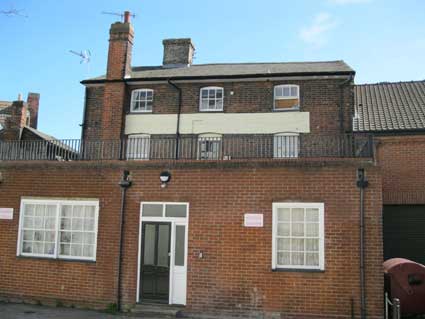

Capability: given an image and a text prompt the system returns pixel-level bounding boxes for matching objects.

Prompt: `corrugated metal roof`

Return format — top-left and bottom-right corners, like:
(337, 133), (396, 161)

(354, 81), (425, 132)
(83, 60), (354, 82)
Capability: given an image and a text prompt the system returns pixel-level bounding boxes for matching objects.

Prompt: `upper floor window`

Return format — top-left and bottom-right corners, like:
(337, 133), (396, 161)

(126, 134), (150, 160)
(131, 89), (154, 113)
(274, 84), (300, 111)
(274, 133), (299, 158)
(198, 134), (222, 160)
(200, 87), (224, 112)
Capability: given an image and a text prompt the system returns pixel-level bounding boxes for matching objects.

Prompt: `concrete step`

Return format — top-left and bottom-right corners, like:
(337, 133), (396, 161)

(131, 302), (186, 318)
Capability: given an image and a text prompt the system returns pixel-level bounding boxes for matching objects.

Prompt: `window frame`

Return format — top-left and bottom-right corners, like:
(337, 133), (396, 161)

(17, 198), (99, 262)
(272, 202), (325, 271)
(199, 86), (224, 112)
(126, 134), (151, 160)
(273, 84), (300, 111)
(130, 88), (154, 113)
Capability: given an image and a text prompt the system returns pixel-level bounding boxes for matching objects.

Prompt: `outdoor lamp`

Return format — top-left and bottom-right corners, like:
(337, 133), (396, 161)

(160, 171), (171, 188)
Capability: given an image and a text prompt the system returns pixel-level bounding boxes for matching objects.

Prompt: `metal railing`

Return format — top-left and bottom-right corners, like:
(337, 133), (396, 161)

(385, 293), (401, 319)
(0, 134), (373, 161)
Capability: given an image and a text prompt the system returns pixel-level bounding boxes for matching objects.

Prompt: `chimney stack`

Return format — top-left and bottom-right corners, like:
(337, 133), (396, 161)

(101, 12), (134, 140)
(26, 93), (40, 129)
(162, 38), (195, 67)
(106, 12), (134, 79)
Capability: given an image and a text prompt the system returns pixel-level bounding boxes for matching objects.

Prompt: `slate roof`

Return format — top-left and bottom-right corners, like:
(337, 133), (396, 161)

(82, 60), (354, 83)
(353, 81), (425, 132)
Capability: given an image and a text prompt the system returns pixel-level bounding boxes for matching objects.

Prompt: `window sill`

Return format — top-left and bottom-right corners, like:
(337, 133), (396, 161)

(273, 108), (300, 112)
(129, 111), (153, 114)
(17, 255), (96, 264)
(199, 110), (224, 113)
(272, 268), (324, 273)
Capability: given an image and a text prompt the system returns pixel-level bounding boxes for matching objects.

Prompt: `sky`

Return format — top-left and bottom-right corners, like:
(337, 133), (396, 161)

(0, 0), (424, 138)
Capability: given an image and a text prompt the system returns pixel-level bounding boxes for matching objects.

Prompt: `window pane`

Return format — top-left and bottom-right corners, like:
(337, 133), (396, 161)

(277, 252), (290, 265)
(291, 223), (304, 236)
(143, 224), (156, 265)
(73, 206), (84, 218)
(306, 253), (319, 266)
(306, 208), (319, 222)
(283, 86), (290, 96)
(165, 204), (187, 218)
(306, 223), (319, 237)
(291, 252), (304, 265)
(277, 208), (290, 221)
(201, 90), (208, 98)
(157, 225), (170, 267)
(277, 222), (290, 236)
(23, 230), (33, 241)
(175, 225), (185, 266)
(306, 238), (319, 251)
(277, 238), (290, 250)
(291, 238), (304, 251)
(292, 208), (304, 222)
(290, 86), (298, 97)
(142, 204), (163, 217)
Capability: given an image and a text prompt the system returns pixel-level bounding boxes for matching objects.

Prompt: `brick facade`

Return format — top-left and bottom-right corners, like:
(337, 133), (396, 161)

(0, 160), (383, 318)
(376, 134), (425, 204)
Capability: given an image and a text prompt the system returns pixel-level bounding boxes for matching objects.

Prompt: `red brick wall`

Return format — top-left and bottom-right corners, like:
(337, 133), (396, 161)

(376, 135), (425, 204)
(83, 78), (353, 140)
(83, 86), (104, 141)
(0, 160), (383, 318)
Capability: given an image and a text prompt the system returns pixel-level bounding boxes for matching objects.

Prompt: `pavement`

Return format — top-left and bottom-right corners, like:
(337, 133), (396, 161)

(0, 303), (168, 319)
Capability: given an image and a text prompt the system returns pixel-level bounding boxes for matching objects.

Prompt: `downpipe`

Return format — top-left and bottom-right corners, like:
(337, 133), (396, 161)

(168, 79), (182, 160)
(357, 168), (369, 319)
(117, 170), (132, 311)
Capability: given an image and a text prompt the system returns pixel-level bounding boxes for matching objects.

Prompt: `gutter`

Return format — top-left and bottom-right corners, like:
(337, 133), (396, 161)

(117, 170), (132, 311)
(356, 168), (369, 319)
(167, 79), (182, 160)
(81, 71), (355, 85)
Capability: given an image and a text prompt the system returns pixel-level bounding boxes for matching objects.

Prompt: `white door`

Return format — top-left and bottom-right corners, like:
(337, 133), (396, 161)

(171, 223), (187, 305)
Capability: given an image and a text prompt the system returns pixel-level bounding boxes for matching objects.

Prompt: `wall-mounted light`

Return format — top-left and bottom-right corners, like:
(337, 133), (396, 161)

(160, 171), (171, 188)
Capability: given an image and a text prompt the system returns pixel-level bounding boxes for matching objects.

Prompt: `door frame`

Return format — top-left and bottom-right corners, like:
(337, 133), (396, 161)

(136, 202), (189, 305)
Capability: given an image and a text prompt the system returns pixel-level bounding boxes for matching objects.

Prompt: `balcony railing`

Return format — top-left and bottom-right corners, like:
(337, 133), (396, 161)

(0, 134), (373, 162)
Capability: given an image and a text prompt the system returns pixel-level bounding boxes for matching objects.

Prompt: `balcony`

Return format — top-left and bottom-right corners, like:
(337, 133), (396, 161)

(0, 134), (373, 162)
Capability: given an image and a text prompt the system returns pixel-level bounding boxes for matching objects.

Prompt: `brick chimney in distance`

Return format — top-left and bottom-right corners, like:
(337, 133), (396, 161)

(26, 92), (40, 129)
(3, 96), (27, 140)
(101, 11), (134, 140)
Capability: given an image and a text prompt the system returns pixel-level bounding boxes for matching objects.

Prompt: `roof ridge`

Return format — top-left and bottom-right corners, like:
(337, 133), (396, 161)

(355, 80), (425, 86)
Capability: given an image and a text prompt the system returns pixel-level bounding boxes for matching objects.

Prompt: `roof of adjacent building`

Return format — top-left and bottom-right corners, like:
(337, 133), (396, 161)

(82, 60), (354, 83)
(353, 80), (425, 132)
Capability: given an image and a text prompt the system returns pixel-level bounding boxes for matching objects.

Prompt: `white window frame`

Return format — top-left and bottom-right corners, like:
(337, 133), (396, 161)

(272, 202), (325, 271)
(17, 198), (99, 261)
(199, 86), (224, 112)
(126, 134), (150, 160)
(197, 133), (222, 160)
(130, 89), (154, 113)
(273, 133), (299, 158)
(273, 84), (300, 110)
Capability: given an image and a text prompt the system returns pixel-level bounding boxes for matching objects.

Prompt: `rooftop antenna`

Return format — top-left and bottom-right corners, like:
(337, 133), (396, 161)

(101, 10), (135, 23)
(69, 50), (91, 75)
(0, 6), (28, 18)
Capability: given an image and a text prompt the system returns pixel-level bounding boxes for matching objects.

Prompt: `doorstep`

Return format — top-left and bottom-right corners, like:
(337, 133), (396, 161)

(131, 302), (186, 318)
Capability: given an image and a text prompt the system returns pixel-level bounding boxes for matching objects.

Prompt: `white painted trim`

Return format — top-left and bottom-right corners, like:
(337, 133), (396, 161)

(273, 84), (300, 111)
(17, 198), (99, 262)
(272, 202), (325, 271)
(137, 202), (189, 305)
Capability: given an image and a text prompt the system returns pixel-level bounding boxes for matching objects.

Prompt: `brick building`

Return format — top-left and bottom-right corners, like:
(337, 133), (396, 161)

(354, 81), (425, 265)
(0, 13), (385, 319)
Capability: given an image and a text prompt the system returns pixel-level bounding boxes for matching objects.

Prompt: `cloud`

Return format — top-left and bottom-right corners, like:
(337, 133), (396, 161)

(299, 13), (337, 47)
(328, 0), (372, 4)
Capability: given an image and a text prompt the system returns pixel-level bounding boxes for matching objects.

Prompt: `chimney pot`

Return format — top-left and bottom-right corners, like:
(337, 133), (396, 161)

(124, 11), (131, 23)
(162, 38), (195, 67)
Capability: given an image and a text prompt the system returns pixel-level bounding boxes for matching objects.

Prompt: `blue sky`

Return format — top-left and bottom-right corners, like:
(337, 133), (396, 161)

(0, 0), (424, 138)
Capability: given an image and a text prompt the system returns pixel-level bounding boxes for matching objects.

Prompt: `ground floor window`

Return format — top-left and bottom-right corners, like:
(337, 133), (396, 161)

(198, 134), (222, 160)
(18, 198), (99, 261)
(272, 202), (324, 270)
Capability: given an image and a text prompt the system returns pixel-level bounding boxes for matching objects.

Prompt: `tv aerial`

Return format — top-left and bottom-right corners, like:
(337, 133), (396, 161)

(0, 7), (28, 17)
(101, 11), (135, 22)
(69, 50), (91, 64)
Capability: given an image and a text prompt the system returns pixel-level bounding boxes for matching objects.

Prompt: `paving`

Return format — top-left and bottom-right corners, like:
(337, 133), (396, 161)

(0, 302), (171, 319)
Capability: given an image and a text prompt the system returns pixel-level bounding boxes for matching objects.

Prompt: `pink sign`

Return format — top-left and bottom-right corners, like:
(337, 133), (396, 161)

(244, 214), (263, 227)
(0, 208), (14, 220)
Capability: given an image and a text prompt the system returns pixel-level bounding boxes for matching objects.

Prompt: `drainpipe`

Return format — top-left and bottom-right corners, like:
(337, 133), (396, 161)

(117, 170), (132, 311)
(168, 79), (182, 160)
(339, 74), (354, 134)
(356, 168), (369, 319)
